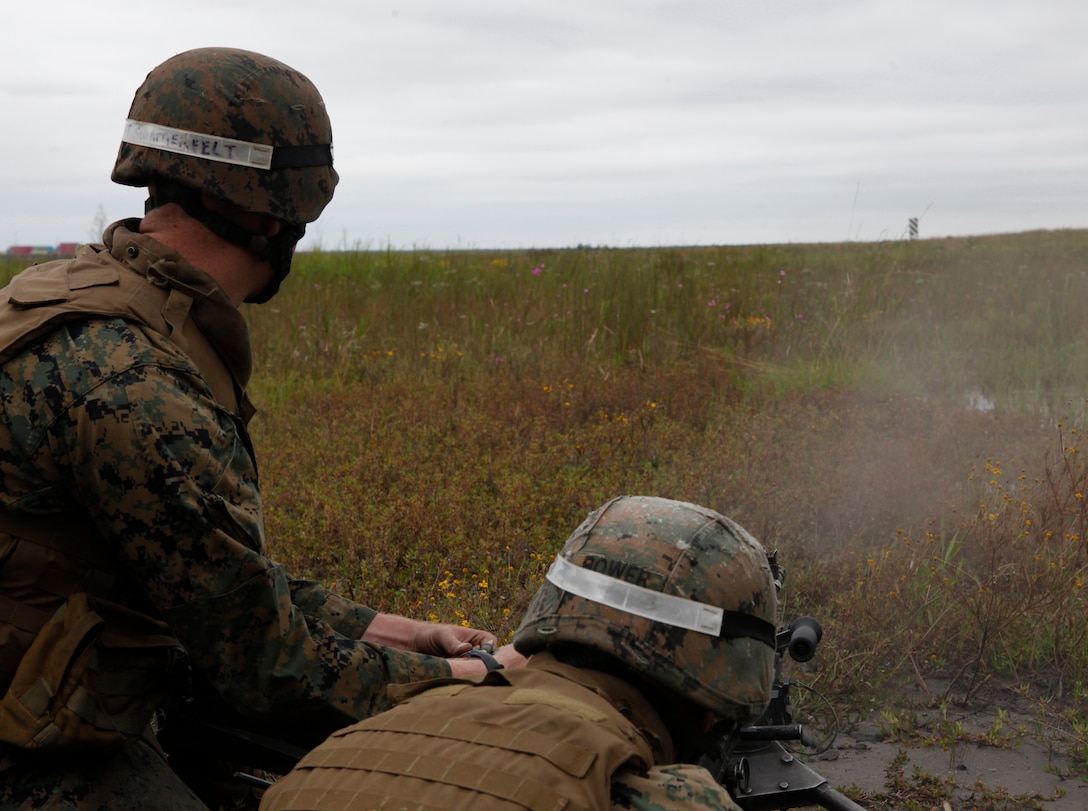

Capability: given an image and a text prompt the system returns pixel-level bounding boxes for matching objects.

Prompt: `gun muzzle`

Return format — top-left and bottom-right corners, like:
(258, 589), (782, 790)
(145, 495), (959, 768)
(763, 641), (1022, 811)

(787, 616), (823, 662)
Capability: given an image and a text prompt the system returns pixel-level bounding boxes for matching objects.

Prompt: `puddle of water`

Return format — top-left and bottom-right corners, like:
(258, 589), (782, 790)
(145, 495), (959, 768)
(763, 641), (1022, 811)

(964, 388), (1088, 422)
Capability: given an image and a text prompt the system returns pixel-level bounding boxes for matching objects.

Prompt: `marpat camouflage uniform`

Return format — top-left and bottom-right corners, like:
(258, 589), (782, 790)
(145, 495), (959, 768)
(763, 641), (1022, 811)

(613, 765), (742, 811)
(0, 222), (451, 809)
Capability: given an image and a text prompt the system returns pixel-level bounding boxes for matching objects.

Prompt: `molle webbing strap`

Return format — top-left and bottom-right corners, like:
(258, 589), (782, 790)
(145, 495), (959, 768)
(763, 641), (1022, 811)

(299, 744), (569, 811)
(268, 787), (449, 811)
(358, 709), (598, 777)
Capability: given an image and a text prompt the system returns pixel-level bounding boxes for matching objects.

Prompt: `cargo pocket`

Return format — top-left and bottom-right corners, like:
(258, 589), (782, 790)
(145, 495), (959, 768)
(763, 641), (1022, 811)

(0, 592), (188, 752)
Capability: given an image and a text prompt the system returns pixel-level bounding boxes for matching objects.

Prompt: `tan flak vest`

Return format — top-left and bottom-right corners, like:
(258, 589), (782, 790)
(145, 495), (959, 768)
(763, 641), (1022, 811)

(0, 221), (254, 751)
(261, 654), (670, 811)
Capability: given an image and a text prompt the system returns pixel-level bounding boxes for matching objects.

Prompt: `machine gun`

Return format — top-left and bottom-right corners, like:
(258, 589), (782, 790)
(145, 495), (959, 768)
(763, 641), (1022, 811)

(703, 612), (866, 811)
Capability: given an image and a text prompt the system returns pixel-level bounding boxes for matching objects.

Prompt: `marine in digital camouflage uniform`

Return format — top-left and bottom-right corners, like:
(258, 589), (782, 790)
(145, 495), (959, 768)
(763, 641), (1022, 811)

(0, 48), (519, 811)
(260, 495), (779, 811)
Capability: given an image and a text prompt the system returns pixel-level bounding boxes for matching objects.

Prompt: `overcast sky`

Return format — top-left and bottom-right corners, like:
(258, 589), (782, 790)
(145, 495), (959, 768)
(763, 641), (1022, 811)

(2, 1), (1086, 251)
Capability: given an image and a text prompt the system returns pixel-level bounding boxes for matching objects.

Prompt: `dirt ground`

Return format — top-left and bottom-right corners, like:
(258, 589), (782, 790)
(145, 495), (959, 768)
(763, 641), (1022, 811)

(801, 681), (1088, 810)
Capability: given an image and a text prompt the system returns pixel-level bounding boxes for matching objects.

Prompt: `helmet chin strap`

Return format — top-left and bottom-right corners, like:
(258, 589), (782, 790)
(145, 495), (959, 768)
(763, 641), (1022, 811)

(145, 181), (304, 303)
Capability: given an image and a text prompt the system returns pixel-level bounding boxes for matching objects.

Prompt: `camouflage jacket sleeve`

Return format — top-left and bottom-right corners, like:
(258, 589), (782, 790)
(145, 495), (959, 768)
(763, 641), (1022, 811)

(611, 764), (742, 811)
(287, 575), (377, 639)
(0, 317), (450, 725)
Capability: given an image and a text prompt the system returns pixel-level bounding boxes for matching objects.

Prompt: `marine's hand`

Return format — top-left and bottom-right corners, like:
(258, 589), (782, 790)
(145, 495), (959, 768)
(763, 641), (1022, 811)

(362, 613), (497, 656)
(447, 643), (528, 677)
(414, 622), (498, 657)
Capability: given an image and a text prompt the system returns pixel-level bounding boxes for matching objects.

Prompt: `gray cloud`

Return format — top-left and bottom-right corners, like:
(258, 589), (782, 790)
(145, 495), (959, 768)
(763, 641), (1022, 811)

(2, 0), (1086, 250)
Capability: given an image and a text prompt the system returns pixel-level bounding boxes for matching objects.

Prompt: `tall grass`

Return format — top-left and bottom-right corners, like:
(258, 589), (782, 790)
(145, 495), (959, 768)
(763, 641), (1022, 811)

(236, 231), (1088, 718)
(7, 231), (1088, 712)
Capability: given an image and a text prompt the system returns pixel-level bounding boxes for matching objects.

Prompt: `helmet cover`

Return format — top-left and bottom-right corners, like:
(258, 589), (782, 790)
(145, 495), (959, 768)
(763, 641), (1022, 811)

(112, 47), (337, 226)
(515, 496), (778, 722)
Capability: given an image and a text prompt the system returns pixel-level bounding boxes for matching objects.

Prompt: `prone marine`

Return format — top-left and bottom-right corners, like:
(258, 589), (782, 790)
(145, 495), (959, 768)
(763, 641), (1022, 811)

(260, 495), (780, 811)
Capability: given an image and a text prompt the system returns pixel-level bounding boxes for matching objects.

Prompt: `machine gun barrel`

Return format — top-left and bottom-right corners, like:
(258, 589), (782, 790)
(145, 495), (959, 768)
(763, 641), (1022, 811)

(738, 724), (804, 742)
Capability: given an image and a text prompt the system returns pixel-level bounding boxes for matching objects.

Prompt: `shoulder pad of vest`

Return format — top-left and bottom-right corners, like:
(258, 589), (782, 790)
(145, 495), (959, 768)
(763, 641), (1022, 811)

(6, 262), (120, 309)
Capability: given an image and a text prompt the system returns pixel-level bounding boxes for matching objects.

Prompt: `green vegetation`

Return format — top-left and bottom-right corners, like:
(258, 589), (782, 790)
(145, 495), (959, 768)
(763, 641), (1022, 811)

(240, 231), (1088, 754)
(7, 230), (1088, 754)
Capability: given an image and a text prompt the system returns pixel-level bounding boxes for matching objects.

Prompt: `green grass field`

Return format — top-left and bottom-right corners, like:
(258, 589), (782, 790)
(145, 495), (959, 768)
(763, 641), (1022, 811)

(229, 231), (1088, 713)
(7, 229), (1088, 741)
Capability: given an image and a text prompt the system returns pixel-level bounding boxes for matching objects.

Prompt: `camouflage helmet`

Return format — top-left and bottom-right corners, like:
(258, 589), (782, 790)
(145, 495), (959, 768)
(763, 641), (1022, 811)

(111, 47), (337, 227)
(514, 496), (778, 722)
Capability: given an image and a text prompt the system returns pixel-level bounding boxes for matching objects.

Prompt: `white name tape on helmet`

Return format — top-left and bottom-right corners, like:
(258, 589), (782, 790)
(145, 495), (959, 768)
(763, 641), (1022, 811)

(546, 553), (724, 636)
(122, 119), (274, 170)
